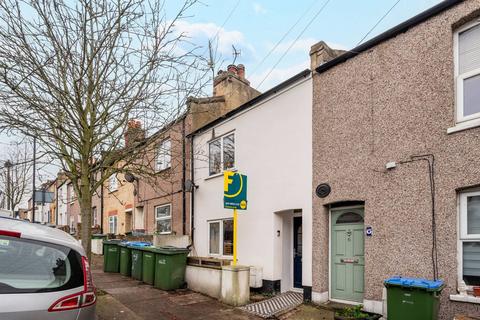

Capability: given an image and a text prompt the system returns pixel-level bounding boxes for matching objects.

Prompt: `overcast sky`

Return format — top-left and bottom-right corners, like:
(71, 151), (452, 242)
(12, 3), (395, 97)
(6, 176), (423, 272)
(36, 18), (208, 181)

(0, 0), (443, 182)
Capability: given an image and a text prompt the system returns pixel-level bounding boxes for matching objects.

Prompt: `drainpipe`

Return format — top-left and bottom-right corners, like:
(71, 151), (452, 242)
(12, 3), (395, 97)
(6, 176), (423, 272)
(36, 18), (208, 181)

(100, 172), (104, 234)
(182, 117), (187, 235)
(190, 136), (195, 244)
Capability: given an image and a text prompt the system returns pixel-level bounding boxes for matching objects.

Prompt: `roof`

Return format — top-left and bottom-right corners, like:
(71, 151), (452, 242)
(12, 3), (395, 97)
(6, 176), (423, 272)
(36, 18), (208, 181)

(0, 217), (85, 255)
(188, 69), (311, 137)
(315, 0), (463, 74)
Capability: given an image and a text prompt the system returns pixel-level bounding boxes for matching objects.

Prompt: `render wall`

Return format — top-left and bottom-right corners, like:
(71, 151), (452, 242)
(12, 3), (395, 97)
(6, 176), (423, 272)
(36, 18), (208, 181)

(312, 1), (480, 318)
(192, 76), (313, 288)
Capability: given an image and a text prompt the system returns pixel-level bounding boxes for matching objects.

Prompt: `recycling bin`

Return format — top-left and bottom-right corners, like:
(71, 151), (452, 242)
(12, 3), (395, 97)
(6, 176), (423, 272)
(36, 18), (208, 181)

(129, 242), (152, 280)
(119, 242), (132, 276)
(152, 246), (190, 290)
(384, 276), (444, 320)
(102, 239), (122, 273)
(142, 247), (157, 285)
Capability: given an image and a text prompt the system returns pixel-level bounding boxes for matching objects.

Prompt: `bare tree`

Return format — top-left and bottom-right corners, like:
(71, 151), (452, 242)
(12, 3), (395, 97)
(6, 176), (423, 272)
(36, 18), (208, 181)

(0, 143), (32, 212)
(0, 0), (209, 258)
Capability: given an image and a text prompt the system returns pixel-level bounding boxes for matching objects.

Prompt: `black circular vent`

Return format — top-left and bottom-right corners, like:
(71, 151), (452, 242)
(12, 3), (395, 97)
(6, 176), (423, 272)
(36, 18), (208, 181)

(315, 183), (331, 198)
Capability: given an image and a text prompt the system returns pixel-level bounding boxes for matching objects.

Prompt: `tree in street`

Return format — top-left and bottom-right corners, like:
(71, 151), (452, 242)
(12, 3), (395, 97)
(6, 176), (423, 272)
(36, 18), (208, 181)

(0, 142), (33, 213)
(0, 0), (208, 258)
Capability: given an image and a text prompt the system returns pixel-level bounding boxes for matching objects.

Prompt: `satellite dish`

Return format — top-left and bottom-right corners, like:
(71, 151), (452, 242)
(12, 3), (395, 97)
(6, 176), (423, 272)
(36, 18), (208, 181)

(124, 172), (136, 183)
(185, 179), (197, 192)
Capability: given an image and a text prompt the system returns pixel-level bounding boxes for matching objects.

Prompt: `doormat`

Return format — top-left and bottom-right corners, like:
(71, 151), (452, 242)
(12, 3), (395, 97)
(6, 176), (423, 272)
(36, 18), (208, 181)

(240, 291), (303, 318)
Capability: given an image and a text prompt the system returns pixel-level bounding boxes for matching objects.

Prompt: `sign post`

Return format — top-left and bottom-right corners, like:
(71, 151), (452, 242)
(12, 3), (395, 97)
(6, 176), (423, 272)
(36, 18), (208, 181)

(224, 171), (247, 266)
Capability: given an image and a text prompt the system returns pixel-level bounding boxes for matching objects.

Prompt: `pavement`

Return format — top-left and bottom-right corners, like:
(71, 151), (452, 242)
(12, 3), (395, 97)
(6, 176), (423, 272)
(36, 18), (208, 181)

(91, 254), (338, 320)
(91, 255), (260, 320)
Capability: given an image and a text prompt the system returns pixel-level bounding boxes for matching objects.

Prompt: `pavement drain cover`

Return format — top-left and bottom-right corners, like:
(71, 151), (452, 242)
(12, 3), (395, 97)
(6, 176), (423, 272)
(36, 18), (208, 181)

(240, 291), (303, 318)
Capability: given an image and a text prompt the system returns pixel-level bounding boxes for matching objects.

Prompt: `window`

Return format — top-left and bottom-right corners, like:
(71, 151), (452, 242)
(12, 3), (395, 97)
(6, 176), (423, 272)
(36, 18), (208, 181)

(459, 191), (480, 286)
(109, 215), (118, 234)
(209, 132), (235, 175)
(68, 183), (75, 204)
(155, 204), (171, 234)
(455, 21), (480, 123)
(208, 219), (233, 256)
(156, 139), (171, 171)
(108, 174), (118, 192)
(92, 207), (98, 227)
(0, 236), (83, 294)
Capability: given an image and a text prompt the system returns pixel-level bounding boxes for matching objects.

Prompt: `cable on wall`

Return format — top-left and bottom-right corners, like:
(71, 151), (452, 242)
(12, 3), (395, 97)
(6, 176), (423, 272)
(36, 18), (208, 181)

(400, 154), (438, 280)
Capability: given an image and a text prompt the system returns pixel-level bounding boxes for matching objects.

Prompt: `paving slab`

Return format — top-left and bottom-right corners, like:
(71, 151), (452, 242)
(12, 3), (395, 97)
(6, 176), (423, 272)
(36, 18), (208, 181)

(92, 255), (260, 320)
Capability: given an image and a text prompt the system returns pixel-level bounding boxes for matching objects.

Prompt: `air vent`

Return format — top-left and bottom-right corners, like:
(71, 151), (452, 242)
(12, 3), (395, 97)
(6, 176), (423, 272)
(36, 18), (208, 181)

(315, 183), (331, 198)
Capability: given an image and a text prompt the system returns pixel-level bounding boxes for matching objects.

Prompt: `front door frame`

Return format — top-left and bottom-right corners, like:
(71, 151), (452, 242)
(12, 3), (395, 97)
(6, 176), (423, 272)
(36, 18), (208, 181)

(328, 205), (365, 305)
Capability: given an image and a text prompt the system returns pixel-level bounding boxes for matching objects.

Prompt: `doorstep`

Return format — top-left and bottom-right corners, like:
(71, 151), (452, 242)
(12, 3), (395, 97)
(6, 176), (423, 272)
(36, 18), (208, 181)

(240, 291), (303, 318)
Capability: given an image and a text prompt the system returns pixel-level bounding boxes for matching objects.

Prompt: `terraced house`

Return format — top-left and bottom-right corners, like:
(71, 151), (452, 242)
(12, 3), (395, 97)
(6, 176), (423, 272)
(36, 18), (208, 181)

(310, 0), (480, 318)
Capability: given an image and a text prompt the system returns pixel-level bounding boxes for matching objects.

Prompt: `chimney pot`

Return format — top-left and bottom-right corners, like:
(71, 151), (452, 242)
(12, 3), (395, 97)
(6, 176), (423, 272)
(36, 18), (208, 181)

(227, 64), (238, 75)
(237, 64), (245, 79)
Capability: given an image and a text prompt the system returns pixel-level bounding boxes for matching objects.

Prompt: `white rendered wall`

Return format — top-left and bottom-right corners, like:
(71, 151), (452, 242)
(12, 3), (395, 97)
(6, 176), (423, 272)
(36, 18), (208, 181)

(57, 184), (68, 226)
(192, 76), (313, 288)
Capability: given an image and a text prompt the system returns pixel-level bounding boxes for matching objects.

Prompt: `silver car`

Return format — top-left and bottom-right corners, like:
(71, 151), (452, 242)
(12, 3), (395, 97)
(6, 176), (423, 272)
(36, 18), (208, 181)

(0, 217), (96, 319)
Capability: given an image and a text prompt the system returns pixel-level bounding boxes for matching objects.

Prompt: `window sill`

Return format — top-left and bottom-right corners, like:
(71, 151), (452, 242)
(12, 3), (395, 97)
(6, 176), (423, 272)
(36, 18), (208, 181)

(450, 294), (480, 304)
(447, 118), (480, 134)
(156, 166), (171, 174)
(205, 168), (237, 181)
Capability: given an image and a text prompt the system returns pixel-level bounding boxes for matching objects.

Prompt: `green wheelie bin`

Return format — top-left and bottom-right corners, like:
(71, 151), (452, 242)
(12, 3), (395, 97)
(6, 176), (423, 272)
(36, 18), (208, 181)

(152, 246), (190, 290)
(103, 239), (122, 273)
(119, 242), (132, 277)
(129, 242), (152, 280)
(142, 247), (156, 285)
(384, 277), (444, 320)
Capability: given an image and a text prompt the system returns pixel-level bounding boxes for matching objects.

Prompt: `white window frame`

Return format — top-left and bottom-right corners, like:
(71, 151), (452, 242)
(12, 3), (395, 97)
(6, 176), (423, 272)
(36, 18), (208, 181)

(155, 203), (172, 234)
(454, 20), (480, 124)
(156, 139), (171, 172)
(207, 218), (233, 257)
(92, 207), (98, 227)
(109, 215), (118, 234)
(458, 190), (480, 290)
(208, 132), (235, 176)
(69, 183), (75, 204)
(108, 174), (118, 192)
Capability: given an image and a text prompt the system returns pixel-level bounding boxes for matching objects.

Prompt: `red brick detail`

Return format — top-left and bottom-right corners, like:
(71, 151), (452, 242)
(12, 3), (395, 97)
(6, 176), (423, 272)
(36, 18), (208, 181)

(125, 204), (133, 209)
(108, 210), (118, 216)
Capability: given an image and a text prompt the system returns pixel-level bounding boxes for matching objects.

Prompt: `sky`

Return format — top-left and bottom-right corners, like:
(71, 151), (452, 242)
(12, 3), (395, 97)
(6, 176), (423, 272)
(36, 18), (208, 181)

(0, 0), (443, 183)
(174, 0), (443, 91)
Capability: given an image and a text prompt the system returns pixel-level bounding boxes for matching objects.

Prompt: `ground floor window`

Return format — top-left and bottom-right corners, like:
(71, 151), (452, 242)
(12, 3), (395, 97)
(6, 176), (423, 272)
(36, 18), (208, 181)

(208, 219), (233, 256)
(460, 191), (480, 286)
(155, 204), (171, 234)
(109, 215), (118, 234)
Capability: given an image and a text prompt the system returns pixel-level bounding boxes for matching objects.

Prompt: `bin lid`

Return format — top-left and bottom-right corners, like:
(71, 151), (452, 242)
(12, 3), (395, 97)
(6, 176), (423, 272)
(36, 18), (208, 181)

(103, 239), (123, 244)
(384, 276), (444, 290)
(92, 234), (107, 239)
(146, 246), (190, 255)
(128, 241), (153, 248)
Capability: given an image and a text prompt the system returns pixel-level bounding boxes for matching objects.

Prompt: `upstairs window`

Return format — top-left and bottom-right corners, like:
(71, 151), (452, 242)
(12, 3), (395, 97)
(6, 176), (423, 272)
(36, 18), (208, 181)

(209, 132), (235, 176)
(108, 174), (118, 192)
(156, 139), (171, 171)
(459, 191), (480, 287)
(456, 21), (480, 123)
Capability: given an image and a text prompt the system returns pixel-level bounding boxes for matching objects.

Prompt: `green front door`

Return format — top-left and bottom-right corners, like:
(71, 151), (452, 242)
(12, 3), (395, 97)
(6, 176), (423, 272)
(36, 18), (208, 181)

(331, 207), (365, 302)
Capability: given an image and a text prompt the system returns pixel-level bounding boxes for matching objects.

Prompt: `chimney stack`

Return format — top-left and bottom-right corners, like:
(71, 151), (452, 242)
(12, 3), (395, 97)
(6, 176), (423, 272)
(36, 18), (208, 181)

(309, 41), (346, 70)
(125, 119), (145, 147)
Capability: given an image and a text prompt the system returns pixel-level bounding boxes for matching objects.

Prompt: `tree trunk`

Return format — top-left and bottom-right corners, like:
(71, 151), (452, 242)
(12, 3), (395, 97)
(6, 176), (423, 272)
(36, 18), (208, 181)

(79, 178), (93, 260)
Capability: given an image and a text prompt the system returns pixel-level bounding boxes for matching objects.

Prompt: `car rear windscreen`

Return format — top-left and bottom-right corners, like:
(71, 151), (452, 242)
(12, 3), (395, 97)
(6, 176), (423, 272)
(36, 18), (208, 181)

(0, 236), (84, 294)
